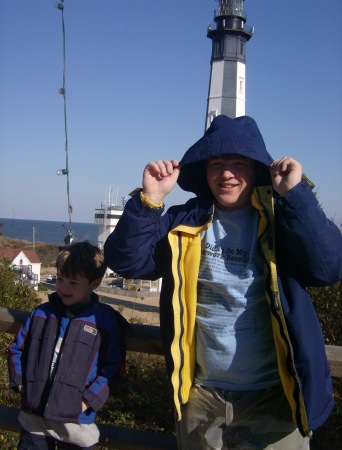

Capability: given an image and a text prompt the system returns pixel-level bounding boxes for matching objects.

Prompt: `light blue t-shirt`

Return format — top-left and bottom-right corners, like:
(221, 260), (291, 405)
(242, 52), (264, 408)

(194, 205), (279, 390)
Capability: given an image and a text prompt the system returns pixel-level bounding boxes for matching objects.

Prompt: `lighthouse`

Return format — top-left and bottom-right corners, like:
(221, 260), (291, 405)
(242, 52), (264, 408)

(206, 0), (253, 128)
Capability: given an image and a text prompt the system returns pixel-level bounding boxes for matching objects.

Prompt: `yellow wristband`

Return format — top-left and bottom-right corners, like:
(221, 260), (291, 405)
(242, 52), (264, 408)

(140, 191), (163, 209)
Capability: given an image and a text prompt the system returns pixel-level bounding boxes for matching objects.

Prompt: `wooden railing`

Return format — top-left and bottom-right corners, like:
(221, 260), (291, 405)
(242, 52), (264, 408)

(1, 306), (341, 449)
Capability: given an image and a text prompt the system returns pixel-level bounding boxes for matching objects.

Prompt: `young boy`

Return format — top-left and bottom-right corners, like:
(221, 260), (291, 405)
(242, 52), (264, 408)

(8, 241), (127, 450)
(104, 115), (342, 449)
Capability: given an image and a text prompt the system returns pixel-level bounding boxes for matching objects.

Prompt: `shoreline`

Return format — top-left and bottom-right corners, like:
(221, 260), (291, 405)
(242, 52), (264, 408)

(0, 218), (98, 247)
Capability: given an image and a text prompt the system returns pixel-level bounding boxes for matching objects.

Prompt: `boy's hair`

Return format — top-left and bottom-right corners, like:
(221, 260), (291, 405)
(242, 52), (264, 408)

(56, 241), (107, 283)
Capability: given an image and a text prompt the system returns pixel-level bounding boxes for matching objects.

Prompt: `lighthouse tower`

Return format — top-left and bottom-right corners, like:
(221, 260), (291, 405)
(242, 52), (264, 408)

(206, 0), (253, 128)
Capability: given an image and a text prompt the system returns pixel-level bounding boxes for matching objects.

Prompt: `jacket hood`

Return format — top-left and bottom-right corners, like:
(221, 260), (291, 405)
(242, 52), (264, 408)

(177, 115), (273, 195)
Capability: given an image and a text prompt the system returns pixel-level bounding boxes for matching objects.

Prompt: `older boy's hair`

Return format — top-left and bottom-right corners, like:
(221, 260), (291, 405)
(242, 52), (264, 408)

(56, 241), (107, 282)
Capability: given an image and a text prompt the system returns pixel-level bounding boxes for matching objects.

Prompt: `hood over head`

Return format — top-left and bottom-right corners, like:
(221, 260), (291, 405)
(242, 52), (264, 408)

(177, 115), (273, 195)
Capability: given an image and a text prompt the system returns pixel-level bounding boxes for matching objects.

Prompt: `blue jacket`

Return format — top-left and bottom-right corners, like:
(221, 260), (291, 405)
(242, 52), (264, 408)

(104, 115), (342, 437)
(8, 292), (127, 424)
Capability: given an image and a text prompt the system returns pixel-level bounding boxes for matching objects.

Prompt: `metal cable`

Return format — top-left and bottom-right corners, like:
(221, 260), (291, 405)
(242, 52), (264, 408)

(56, 1), (74, 245)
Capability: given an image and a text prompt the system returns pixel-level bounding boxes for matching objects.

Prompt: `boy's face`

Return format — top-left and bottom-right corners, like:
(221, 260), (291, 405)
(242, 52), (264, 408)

(56, 273), (100, 306)
(207, 154), (256, 211)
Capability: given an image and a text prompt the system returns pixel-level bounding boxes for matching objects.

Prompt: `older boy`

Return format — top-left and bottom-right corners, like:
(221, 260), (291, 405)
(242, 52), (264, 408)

(8, 241), (127, 450)
(104, 115), (342, 449)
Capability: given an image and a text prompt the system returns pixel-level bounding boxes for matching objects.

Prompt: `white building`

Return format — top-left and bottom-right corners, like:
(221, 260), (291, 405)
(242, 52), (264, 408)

(94, 186), (126, 251)
(94, 204), (124, 251)
(94, 194), (161, 292)
(0, 247), (41, 290)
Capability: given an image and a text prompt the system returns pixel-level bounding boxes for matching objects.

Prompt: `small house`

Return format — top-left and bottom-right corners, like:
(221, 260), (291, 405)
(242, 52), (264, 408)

(0, 247), (41, 290)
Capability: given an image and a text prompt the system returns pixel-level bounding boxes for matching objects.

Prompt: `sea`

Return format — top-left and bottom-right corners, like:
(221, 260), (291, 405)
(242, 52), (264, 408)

(0, 217), (98, 246)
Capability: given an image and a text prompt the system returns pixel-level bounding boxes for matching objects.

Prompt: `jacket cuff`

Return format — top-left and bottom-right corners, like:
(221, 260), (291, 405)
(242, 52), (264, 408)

(140, 191), (164, 209)
(276, 179), (317, 212)
(83, 389), (107, 413)
(9, 376), (22, 393)
(127, 190), (165, 217)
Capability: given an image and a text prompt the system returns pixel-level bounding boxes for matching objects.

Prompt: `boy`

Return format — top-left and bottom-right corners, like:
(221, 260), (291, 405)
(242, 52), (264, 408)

(8, 241), (127, 450)
(104, 115), (342, 449)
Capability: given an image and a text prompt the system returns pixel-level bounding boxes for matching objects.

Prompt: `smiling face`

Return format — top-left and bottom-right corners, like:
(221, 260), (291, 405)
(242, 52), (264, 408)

(206, 154), (257, 211)
(56, 273), (100, 307)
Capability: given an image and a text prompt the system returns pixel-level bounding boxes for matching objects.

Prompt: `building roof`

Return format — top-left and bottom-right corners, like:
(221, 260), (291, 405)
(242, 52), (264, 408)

(0, 247), (41, 264)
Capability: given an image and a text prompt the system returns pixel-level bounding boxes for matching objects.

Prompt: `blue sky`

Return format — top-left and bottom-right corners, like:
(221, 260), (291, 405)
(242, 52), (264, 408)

(1, 0), (341, 226)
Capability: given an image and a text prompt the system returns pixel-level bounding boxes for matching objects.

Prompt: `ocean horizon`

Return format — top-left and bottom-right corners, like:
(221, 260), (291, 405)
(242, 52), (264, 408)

(0, 217), (99, 246)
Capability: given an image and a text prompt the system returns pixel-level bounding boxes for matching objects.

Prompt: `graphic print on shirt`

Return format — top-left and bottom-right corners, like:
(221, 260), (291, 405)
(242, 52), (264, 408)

(195, 206), (279, 389)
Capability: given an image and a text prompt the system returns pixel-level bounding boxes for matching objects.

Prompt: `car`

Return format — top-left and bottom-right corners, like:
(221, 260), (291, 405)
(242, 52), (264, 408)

(108, 277), (127, 289)
(46, 275), (57, 283)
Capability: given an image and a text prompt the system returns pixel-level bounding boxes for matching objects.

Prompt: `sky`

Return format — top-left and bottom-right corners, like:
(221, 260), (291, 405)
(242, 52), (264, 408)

(1, 0), (341, 226)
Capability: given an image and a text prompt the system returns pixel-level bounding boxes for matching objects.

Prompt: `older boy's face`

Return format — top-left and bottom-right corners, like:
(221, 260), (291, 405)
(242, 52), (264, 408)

(56, 273), (99, 306)
(207, 154), (256, 211)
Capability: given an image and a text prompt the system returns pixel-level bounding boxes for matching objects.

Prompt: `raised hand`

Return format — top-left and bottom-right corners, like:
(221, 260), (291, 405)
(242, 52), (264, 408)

(270, 157), (303, 197)
(142, 159), (180, 205)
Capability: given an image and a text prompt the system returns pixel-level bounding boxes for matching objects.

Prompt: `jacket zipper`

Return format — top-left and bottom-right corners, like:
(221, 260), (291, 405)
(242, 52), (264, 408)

(256, 188), (309, 437)
(44, 317), (71, 416)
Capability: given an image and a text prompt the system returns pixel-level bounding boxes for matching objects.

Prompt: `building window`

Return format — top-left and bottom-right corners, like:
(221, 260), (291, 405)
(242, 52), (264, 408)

(214, 39), (223, 57)
(239, 78), (244, 94)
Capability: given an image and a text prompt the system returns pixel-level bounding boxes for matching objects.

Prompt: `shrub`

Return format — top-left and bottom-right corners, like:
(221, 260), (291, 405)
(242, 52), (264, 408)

(309, 283), (341, 346)
(0, 259), (40, 310)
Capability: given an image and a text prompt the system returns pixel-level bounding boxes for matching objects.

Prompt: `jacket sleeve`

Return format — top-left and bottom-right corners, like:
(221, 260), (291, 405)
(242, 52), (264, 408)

(82, 310), (128, 412)
(275, 180), (342, 286)
(104, 192), (171, 280)
(7, 311), (33, 391)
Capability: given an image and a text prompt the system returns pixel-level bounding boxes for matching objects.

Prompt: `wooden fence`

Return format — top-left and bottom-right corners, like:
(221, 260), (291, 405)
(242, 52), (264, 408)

(0, 306), (341, 449)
